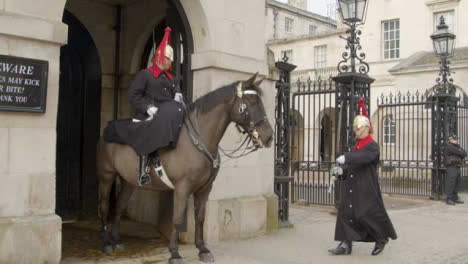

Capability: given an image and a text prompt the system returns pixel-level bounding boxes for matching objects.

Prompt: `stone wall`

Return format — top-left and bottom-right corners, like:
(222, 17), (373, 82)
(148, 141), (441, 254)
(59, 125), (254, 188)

(0, 0), (66, 263)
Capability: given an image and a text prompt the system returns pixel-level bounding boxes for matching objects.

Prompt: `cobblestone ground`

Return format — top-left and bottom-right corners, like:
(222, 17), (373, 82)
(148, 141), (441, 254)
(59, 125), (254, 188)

(63, 193), (468, 264)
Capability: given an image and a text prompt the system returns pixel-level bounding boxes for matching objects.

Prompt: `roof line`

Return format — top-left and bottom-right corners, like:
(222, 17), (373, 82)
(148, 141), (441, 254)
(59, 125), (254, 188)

(267, 0), (337, 26)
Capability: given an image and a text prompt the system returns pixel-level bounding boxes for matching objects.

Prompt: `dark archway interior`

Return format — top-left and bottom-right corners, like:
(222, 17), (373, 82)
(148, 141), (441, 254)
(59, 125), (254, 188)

(56, 10), (102, 220)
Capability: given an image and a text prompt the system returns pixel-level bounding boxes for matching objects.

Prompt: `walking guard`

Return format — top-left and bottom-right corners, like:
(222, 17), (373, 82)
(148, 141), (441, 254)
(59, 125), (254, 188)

(444, 134), (466, 205)
(329, 98), (397, 256)
(113, 27), (185, 186)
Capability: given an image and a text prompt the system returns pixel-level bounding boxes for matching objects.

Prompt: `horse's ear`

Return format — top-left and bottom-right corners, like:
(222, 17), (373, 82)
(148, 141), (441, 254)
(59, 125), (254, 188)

(254, 76), (265, 87)
(244, 72), (258, 88)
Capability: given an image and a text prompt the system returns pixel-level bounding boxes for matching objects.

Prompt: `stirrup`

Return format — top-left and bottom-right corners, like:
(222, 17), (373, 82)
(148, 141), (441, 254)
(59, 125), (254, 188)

(138, 155), (152, 186)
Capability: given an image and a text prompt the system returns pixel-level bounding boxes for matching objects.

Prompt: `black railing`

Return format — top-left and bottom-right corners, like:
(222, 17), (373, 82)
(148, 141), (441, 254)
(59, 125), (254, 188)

(376, 92), (433, 196)
(290, 76), (336, 205)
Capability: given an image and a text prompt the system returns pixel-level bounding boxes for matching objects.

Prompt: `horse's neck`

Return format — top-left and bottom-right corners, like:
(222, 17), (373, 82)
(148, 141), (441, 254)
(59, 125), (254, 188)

(190, 104), (231, 154)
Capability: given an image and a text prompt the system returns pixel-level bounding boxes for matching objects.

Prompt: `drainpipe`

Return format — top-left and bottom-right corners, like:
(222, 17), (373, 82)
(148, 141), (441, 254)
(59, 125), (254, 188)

(113, 5), (122, 120)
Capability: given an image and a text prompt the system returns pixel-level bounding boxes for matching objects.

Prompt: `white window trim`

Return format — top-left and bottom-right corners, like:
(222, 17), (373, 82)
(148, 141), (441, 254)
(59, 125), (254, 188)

(383, 115), (396, 145)
(285, 17), (294, 34)
(314, 45), (327, 69)
(382, 19), (401, 61)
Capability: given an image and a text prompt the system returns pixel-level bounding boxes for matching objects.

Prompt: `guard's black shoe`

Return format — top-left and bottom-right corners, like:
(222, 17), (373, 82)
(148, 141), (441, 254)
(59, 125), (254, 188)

(446, 200), (456, 205)
(328, 241), (352, 255)
(371, 238), (389, 256)
(138, 155), (151, 186)
(455, 199), (464, 204)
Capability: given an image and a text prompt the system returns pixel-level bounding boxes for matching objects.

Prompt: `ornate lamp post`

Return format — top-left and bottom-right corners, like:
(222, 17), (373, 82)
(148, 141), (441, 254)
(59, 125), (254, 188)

(336, 0), (370, 74)
(430, 16), (458, 200)
(332, 0), (374, 206)
(431, 16), (456, 85)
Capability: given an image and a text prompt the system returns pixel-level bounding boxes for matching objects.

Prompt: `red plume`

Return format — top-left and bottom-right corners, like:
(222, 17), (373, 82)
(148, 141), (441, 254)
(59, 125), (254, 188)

(154, 27), (172, 68)
(358, 98), (373, 133)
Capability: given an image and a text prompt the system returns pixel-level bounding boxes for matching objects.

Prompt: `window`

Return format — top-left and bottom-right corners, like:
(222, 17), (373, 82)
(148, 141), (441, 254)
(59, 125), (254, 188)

(285, 17), (294, 34)
(434, 11), (454, 31)
(314, 45), (327, 68)
(280, 50), (293, 63)
(309, 25), (317, 35)
(383, 115), (396, 144)
(382, 20), (400, 60)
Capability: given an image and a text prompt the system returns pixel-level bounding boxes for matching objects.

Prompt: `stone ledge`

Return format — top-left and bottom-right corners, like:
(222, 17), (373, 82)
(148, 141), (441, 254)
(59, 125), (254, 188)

(0, 13), (67, 44)
(0, 214), (61, 264)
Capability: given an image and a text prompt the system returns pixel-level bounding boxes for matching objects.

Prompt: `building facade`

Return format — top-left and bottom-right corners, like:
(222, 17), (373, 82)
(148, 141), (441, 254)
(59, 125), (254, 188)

(0, 0), (277, 263)
(268, 0), (468, 162)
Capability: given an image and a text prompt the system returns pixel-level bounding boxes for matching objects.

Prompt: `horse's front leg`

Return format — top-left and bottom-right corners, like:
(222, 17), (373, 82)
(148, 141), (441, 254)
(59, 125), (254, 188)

(169, 185), (190, 264)
(194, 186), (215, 263)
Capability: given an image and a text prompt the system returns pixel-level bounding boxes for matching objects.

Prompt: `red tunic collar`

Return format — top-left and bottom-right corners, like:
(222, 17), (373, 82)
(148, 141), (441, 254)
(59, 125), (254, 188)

(353, 135), (374, 151)
(148, 64), (173, 80)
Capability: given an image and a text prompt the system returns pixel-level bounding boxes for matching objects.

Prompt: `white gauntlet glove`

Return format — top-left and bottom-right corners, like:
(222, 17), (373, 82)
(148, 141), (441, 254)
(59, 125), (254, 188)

(336, 155), (345, 165)
(331, 166), (343, 176)
(146, 106), (158, 121)
(174, 93), (184, 104)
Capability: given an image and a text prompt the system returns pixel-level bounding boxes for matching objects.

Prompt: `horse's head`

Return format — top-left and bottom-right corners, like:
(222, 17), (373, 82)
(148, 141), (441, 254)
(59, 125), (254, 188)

(229, 73), (274, 148)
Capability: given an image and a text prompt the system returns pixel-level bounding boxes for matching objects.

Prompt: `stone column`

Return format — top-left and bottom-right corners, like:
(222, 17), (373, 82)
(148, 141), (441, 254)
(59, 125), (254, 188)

(0, 1), (67, 263)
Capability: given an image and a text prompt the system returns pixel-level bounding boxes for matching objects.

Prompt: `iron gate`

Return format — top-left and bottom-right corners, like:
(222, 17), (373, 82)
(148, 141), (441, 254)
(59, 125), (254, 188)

(290, 77), (337, 205)
(376, 89), (468, 197)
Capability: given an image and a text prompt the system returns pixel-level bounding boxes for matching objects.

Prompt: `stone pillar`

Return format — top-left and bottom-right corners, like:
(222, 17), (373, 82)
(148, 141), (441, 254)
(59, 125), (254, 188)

(0, 1), (67, 263)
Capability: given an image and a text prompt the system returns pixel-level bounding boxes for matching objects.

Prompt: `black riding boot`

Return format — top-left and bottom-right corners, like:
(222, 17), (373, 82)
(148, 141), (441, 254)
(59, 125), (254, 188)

(138, 155), (151, 186)
(151, 151), (163, 177)
(371, 238), (389, 256)
(328, 240), (352, 255)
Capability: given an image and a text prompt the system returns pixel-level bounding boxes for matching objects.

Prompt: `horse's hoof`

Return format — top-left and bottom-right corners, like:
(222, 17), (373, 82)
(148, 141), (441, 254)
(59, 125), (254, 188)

(168, 258), (184, 264)
(103, 245), (113, 254)
(199, 252), (215, 263)
(114, 243), (125, 251)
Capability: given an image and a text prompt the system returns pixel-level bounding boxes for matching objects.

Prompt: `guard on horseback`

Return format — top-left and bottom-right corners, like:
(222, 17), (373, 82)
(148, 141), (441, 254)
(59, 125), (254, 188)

(113, 27), (185, 186)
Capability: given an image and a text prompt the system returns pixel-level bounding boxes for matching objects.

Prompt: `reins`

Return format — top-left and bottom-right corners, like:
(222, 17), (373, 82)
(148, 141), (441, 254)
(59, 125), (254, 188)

(184, 81), (265, 167)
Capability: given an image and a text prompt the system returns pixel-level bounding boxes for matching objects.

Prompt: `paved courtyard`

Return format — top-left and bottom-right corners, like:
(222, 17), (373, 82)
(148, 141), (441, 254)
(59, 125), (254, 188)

(63, 193), (468, 264)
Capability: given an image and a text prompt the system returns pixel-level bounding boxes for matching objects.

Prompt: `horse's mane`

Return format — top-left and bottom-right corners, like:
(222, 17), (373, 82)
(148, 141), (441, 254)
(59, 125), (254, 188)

(188, 81), (263, 114)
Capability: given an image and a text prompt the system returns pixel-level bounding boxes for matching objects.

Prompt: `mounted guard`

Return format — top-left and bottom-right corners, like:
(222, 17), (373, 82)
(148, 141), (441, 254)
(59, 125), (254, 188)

(329, 98), (397, 256)
(109, 27), (185, 186)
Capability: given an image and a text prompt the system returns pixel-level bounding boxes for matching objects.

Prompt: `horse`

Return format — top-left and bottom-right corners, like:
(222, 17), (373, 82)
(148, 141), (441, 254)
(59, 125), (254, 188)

(96, 73), (274, 264)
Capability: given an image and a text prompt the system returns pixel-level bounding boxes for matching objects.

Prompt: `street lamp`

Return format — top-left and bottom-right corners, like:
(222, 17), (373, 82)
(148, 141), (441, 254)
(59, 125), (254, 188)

(336, 0), (370, 74)
(337, 0), (369, 24)
(431, 16), (456, 85)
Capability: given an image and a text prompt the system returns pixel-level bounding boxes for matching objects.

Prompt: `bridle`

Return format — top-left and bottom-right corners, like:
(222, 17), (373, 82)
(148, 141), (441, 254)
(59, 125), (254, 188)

(232, 82), (268, 149)
(184, 81), (268, 168)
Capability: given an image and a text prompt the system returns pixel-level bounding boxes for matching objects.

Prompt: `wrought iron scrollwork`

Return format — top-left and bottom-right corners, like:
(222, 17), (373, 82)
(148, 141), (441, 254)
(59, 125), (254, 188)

(337, 23), (370, 75)
(436, 57), (454, 85)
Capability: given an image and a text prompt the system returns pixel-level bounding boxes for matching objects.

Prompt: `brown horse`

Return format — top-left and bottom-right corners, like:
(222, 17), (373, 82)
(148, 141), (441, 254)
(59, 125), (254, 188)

(96, 74), (273, 264)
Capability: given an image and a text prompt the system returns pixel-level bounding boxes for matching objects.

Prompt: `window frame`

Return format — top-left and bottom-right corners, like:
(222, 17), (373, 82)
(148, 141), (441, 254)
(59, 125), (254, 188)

(433, 10), (455, 31)
(314, 45), (327, 69)
(285, 17), (294, 34)
(382, 19), (400, 60)
(382, 114), (396, 145)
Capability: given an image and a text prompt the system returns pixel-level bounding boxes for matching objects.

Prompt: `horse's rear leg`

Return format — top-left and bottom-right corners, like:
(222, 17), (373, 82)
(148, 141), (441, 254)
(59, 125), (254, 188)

(98, 172), (115, 254)
(111, 180), (135, 250)
(194, 186), (214, 263)
(168, 185), (190, 264)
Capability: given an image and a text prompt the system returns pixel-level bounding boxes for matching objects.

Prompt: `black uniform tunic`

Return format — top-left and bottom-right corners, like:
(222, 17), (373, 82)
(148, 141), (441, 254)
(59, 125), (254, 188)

(115, 69), (184, 155)
(334, 139), (397, 242)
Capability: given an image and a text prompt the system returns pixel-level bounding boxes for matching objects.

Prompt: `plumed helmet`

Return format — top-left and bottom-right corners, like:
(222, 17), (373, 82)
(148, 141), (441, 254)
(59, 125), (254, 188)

(165, 45), (174, 61)
(353, 98), (373, 133)
(154, 27), (173, 66)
